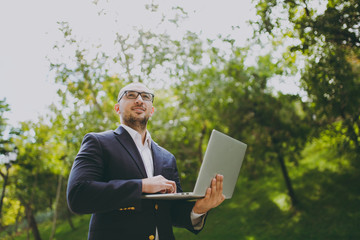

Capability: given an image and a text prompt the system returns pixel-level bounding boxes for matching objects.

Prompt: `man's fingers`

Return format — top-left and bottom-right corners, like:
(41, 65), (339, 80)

(165, 181), (176, 193)
(159, 179), (176, 193)
(172, 181), (177, 193)
(192, 175), (225, 214)
(210, 176), (219, 197)
(142, 175), (177, 193)
(169, 180), (176, 193)
(211, 177), (216, 190)
(216, 174), (223, 195)
(156, 175), (176, 193)
(207, 175), (224, 202)
(163, 180), (176, 193)
(204, 187), (211, 199)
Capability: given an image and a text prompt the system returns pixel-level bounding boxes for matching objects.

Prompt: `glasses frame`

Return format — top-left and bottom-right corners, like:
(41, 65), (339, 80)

(118, 90), (155, 103)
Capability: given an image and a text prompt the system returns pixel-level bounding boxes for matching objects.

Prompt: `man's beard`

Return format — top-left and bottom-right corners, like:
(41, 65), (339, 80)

(123, 114), (149, 131)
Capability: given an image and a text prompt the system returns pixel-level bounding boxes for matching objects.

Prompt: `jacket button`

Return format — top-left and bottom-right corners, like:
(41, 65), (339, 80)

(155, 204), (158, 210)
(149, 235), (155, 240)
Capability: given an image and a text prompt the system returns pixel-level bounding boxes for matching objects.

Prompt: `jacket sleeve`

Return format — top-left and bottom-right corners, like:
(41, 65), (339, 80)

(66, 133), (143, 214)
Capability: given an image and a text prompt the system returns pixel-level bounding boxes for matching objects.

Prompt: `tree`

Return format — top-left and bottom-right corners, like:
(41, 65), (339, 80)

(10, 119), (69, 240)
(180, 46), (312, 208)
(49, 11), (316, 208)
(0, 99), (10, 222)
(0, 99), (10, 155)
(254, 0), (360, 155)
(0, 99), (18, 227)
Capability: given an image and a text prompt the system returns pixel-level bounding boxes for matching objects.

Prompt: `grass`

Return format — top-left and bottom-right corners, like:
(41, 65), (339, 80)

(2, 141), (360, 240)
(1, 214), (90, 240)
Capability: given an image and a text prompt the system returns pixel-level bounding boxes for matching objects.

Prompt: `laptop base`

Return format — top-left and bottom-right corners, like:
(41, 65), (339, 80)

(141, 192), (204, 200)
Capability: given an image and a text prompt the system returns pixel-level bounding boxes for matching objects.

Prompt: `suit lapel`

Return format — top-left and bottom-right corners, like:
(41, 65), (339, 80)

(151, 141), (163, 176)
(113, 126), (147, 178)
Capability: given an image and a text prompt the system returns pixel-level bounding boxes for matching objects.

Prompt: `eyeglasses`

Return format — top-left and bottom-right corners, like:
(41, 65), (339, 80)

(118, 90), (155, 102)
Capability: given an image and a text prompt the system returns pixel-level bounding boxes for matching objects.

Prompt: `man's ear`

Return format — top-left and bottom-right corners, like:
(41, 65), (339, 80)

(150, 106), (155, 117)
(114, 103), (120, 114)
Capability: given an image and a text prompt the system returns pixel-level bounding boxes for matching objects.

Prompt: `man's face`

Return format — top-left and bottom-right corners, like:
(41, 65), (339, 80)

(114, 83), (155, 129)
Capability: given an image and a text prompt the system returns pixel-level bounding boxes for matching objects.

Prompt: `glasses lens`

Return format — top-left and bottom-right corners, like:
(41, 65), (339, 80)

(140, 93), (152, 101)
(126, 91), (139, 99)
(125, 91), (153, 102)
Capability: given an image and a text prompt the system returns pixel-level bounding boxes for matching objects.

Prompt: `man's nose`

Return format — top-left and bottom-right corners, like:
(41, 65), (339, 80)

(134, 94), (145, 103)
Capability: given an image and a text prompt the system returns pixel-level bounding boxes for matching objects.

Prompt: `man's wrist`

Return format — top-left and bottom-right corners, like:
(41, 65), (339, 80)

(141, 179), (146, 193)
(190, 209), (207, 230)
(191, 209), (206, 217)
(192, 205), (208, 214)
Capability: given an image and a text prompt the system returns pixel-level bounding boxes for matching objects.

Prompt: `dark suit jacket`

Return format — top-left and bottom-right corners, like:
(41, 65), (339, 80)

(67, 126), (203, 240)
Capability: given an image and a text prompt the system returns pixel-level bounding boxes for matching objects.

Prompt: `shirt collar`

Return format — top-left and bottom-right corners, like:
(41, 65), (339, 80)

(121, 124), (152, 149)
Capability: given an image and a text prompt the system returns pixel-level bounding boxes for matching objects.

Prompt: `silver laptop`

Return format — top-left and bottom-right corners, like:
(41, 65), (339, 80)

(142, 129), (247, 200)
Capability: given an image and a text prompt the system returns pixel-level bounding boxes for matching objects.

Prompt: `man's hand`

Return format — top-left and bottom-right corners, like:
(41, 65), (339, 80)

(142, 175), (177, 194)
(192, 174), (225, 214)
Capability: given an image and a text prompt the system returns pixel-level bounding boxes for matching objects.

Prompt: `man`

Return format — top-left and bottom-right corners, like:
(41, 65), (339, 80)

(67, 82), (225, 240)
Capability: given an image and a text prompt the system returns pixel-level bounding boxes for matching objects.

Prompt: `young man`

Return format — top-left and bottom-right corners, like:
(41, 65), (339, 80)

(67, 82), (225, 240)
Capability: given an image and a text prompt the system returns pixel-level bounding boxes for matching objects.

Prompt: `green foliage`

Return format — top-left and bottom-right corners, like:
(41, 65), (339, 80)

(49, 7), (312, 208)
(2, 142), (359, 239)
(174, 139), (360, 239)
(11, 120), (63, 211)
(0, 99), (12, 155)
(254, 0), (360, 154)
(3, 1), (359, 238)
(0, 99), (19, 227)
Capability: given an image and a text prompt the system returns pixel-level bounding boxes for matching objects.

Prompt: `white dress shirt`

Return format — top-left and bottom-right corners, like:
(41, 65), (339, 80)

(121, 125), (154, 177)
(121, 125), (205, 239)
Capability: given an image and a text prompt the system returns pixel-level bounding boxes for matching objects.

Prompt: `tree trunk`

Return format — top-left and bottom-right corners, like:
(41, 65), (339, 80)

(26, 226), (30, 240)
(15, 211), (22, 233)
(341, 113), (360, 154)
(0, 165), (10, 220)
(277, 153), (298, 208)
(49, 175), (63, 240)
(24, 203), (42, 240)
(345, 120), (360, 153)
(198, 124), (207, 163)
(66, 209), (76, 230)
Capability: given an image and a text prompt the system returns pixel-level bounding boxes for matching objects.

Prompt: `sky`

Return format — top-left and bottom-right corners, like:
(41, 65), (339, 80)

(0, 0), (299, 126)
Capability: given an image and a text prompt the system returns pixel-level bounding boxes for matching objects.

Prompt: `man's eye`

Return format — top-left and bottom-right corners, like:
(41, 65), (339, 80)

(141, 94), (151, 100)
(127, 92), (137, 98)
